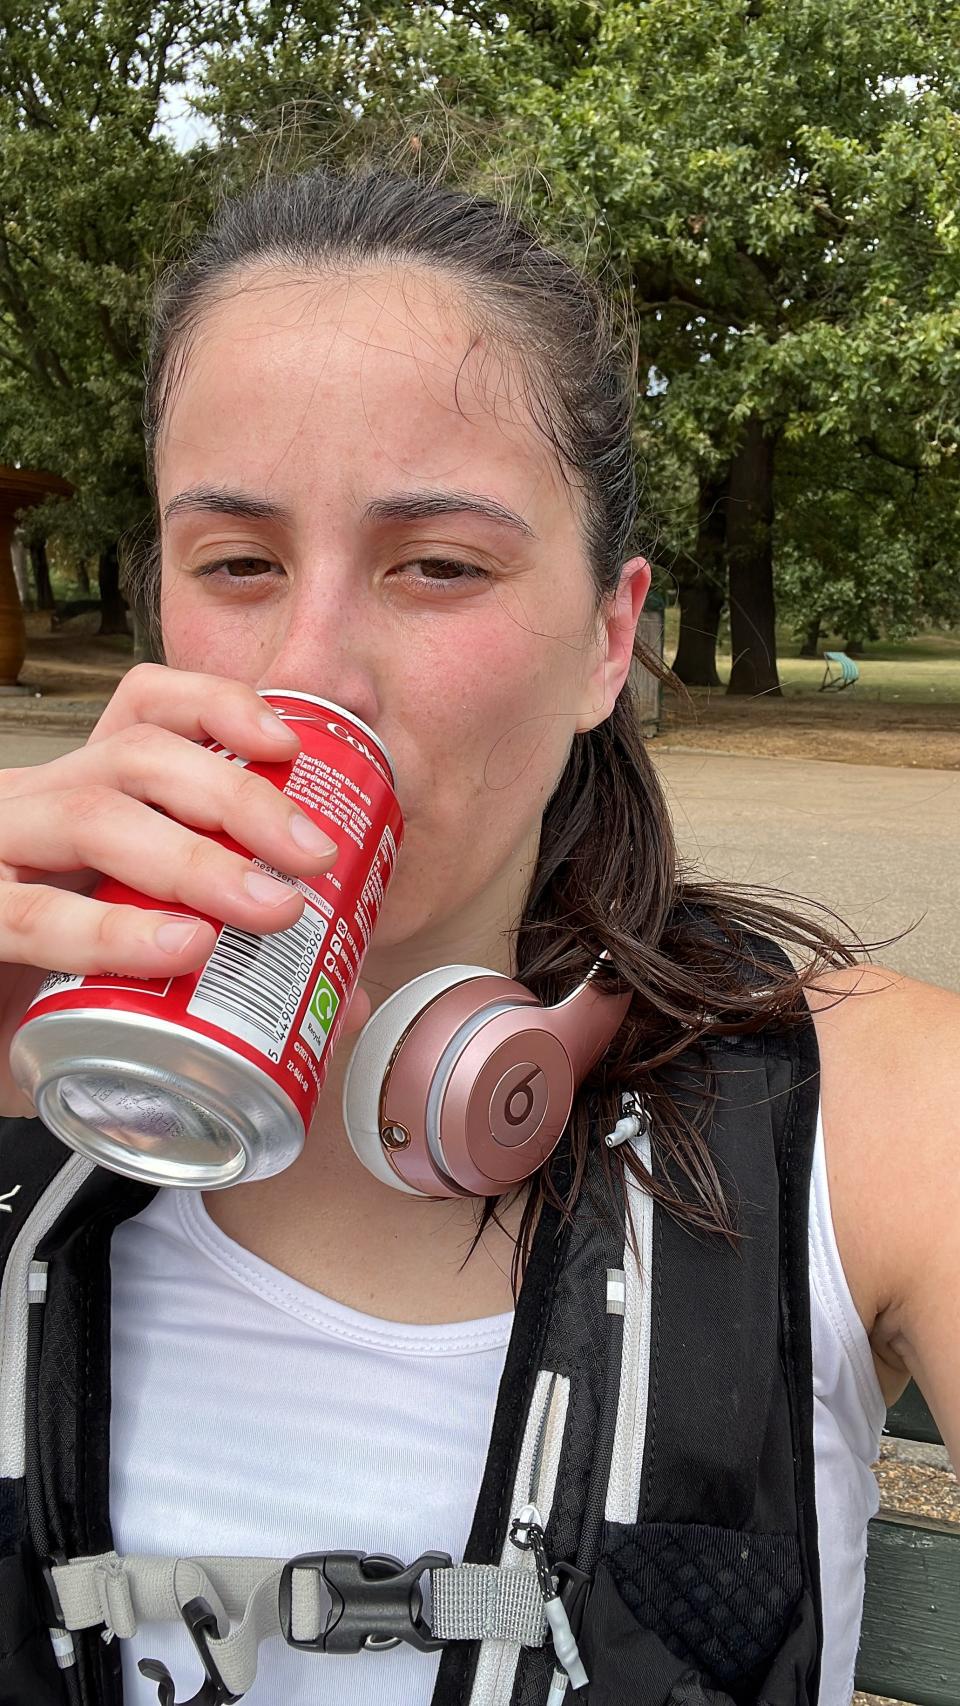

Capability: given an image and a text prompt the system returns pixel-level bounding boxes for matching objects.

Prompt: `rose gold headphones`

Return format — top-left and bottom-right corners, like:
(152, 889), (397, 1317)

(342, 956), (631, 1197)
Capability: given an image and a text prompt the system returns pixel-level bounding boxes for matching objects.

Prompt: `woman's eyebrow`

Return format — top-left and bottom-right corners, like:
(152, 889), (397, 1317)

(163, 486), (295, 526)
(363, 489), (537, 538)
(162, 484), (536, 539)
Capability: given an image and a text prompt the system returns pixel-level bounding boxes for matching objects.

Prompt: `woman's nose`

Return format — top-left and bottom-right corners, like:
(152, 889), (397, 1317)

(256, 574), (382, 733)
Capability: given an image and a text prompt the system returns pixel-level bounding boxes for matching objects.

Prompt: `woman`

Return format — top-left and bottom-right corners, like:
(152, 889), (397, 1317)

(0, 169), (956, 1706)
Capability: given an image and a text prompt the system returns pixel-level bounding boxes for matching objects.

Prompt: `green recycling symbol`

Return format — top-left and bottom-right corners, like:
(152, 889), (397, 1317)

(308, 973), (339, 1038)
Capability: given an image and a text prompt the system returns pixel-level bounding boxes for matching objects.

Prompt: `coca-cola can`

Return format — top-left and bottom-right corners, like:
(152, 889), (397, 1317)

(9, 691), (403, 1188)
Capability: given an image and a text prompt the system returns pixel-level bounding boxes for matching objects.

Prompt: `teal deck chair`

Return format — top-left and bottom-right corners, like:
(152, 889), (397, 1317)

(820, 650), (860, 690)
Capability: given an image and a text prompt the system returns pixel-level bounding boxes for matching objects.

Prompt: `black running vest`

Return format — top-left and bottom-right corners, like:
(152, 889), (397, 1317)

(0, 1006), (822, 1705)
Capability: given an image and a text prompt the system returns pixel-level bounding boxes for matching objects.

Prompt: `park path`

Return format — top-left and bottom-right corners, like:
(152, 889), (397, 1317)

(655, 747), (959, 992)
(3, 730), (958, 992)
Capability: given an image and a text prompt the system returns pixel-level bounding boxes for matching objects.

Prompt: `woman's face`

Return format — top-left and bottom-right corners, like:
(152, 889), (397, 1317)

(158, 265), (647, 975)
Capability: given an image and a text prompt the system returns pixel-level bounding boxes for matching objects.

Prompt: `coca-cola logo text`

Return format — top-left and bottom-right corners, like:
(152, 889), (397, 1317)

(326, 721), (389, 780)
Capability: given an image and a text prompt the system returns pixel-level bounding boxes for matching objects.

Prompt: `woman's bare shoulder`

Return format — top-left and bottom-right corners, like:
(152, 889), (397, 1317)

(807, 964), (960, 1459)
(807, 962), (960, 1140)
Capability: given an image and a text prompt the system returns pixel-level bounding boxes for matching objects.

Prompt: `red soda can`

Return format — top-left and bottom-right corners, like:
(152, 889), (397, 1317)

(9, 691), (403, 1188)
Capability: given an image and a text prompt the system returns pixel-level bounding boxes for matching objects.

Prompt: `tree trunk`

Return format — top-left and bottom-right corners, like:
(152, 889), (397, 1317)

(726, 418), (780, 697)
(97, 541), (129, 635)
(77, 558), (91, 595)
(131, 607), (162, 663)
(672, 472), (728, 687)
(29, 539), (55, 611)
(11, 535), (31, 608)
(673, 579), (725, 685)
(798, 613), (821, 658)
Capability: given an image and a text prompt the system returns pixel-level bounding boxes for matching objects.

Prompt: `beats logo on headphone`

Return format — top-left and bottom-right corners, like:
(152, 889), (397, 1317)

(343, 957), (631, 1197)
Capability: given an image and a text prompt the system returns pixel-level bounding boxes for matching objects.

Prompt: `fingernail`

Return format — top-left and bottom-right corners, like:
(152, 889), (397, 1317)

(155, 919), (205, 954)
(244, 869), (296, 906)
(259, 710), (298, 741)
(289, 812), (337, 856)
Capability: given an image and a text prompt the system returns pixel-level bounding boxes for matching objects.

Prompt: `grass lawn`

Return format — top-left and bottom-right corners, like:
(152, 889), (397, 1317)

(656, 613), (960, 768)
(663, 611), (960, 703)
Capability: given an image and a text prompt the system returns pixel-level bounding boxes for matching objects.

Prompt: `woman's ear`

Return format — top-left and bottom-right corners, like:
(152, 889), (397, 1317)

(576, 556), (652, 733)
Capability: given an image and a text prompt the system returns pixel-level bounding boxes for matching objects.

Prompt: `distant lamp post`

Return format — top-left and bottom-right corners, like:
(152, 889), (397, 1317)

(0, 465), (73, 692)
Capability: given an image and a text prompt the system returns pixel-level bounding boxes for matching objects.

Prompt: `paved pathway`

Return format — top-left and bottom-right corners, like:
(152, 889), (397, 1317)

(3, 731), (957, 992)
(655, 747), (960, 992)
(2, 729), (84, 766)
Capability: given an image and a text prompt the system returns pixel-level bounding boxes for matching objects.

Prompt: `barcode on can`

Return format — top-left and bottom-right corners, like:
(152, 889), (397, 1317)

(31, 970), (86, 1004)
(187, 905), (329, 1062)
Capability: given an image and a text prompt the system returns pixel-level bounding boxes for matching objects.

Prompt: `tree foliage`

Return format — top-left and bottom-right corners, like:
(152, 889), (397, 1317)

(0, 3), (236, 562)
(2, 0), (960, 677)
(357, 0), (960, 685)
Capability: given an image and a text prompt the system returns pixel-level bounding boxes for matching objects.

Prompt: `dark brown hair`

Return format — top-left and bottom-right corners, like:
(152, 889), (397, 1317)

(132, 167), (861, 1279)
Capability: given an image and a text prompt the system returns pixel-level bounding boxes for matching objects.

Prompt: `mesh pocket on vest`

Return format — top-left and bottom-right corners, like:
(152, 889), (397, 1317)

(604, 1522), (803, 1686)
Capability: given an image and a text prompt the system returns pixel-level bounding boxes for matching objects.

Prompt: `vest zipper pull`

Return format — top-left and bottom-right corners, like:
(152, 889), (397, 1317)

(508, 1505), (588, 1693)
(604, 1089), (650, 1148)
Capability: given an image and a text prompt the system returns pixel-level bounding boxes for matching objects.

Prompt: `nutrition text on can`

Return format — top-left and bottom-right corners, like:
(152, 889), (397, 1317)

(9, 692), (403, 1189)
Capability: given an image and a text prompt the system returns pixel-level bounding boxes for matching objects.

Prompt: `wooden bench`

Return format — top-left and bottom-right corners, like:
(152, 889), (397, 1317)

(855, 1383), (959, 1703)
(820, 650), (861, 690)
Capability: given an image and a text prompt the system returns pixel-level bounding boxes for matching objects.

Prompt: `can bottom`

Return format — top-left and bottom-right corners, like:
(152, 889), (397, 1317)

(46, 1070), (247, 1186)
(11, 1008), (305, 1189)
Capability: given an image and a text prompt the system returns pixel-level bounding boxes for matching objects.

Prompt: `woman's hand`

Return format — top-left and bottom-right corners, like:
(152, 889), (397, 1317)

(0, 664), (370, 1115)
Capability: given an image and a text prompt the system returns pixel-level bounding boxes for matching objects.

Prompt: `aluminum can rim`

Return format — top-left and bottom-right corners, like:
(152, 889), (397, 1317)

(258, 688), (397, 785)
(12, 1005), (305, 1187)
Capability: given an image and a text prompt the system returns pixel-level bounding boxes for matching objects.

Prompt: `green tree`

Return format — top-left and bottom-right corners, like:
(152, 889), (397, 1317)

(6, 0), (960, 687)
(777, 434), (960, 646)
(215, 0), (960, 692)
(474, 0), (960, 691)
(0, 2), (239, 628)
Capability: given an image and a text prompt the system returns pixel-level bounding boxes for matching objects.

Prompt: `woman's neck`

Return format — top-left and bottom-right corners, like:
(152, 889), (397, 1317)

(203, 970), (525, 1323)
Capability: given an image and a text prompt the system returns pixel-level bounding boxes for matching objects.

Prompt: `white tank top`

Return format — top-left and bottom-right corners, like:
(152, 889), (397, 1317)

(109, 1106), (885, 1706)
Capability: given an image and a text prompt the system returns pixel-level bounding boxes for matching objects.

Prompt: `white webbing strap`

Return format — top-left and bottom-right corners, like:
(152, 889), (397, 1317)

(431, 1563), (546, 1644)
(51, 1553), (547, 1696)
(52, 1554), (328, 1695)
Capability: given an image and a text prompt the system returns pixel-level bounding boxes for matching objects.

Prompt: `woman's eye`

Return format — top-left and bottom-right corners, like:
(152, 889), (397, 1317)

(194, 557), (283, 582)
(396, 558), (490, 591)
(188, 555), (488, 594)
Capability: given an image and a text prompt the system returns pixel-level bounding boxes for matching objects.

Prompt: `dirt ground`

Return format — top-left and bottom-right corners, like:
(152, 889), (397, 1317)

(14, 612), (134, 706)
(10, 618), (960, 770)
(659, 684), (960, 770)
(874, 1448), (960, 1524)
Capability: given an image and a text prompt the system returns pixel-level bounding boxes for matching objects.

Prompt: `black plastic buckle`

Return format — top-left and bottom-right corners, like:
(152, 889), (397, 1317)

(555, 1562), (592, 1640)
(41, 1552), (68, 1629)
(138, 1596), (242, 1706)
(279, 1550), (451, 1654)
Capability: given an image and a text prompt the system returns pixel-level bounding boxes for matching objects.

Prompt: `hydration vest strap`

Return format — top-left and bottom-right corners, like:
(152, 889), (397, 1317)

(50, 1551), (548, 1697)
(431, 1562), (547, 1643)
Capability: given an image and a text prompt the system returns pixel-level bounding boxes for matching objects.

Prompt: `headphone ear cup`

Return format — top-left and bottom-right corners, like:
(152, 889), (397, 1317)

(342, 966), (503, 1193)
